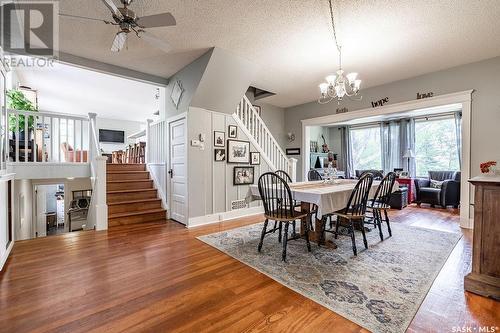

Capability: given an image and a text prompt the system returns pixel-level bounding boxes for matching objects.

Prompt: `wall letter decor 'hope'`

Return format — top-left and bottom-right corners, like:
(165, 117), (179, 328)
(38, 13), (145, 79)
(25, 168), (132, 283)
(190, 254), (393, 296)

(371, 97), (389, 108)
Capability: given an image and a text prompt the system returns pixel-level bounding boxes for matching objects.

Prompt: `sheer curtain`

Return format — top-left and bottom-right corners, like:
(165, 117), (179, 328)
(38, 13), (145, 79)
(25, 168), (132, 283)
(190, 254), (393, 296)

(381, 121), (402, 174)
(454, 111), (462, 168)
(340, 126), (353, 178)
(400, 118), (416, 177)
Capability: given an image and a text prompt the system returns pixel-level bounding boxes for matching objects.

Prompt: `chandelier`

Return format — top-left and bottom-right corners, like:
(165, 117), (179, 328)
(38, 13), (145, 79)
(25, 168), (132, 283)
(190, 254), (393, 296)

(318, 0), (362, 104)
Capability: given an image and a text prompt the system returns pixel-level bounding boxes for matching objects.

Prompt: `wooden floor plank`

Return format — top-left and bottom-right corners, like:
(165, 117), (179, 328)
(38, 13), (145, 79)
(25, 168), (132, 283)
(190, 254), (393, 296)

(0, 206), (498, 333)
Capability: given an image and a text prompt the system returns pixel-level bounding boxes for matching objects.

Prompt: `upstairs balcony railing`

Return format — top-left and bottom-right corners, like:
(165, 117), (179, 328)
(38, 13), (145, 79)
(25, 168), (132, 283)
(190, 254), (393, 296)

(6, 109), (90, 164)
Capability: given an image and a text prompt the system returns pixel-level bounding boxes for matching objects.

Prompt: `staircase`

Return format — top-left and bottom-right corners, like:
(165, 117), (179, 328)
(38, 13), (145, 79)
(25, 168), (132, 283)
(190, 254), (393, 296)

(106, 164), (167, 227)
(233, 95), (297, 180)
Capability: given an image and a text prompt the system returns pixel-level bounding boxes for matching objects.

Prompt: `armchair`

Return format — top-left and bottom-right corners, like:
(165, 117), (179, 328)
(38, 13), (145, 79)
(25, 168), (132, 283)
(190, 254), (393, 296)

(61, 142), (88, 163)
(414, 171), (460, 208)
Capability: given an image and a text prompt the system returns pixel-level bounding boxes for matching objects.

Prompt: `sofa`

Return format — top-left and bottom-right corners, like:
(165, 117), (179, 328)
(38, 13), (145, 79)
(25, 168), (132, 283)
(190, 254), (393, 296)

(414, 171), (461, 208)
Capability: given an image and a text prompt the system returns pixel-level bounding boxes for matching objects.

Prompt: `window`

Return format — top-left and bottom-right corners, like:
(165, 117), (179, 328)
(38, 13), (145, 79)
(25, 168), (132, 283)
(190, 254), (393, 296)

(415, 116), (460, 177)
(350, 125), (382, 172)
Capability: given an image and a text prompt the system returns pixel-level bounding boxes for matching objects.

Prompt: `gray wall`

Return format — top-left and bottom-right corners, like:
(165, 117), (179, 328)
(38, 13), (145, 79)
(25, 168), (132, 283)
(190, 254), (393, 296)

(164, 49), (213, 119)
(191, 48), (257, 115)
(187, 107), (271, 219)
(285, 56), (500, 180)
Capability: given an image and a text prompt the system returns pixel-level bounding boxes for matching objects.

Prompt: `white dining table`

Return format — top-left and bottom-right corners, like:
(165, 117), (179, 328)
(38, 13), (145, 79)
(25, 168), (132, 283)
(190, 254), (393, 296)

(247, 179), (399, 219)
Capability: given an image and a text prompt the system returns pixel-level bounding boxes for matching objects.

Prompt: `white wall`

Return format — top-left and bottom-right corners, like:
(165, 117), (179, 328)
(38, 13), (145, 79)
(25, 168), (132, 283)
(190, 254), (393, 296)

(13, 179), (32, 240)
(0, 174), (14, 271)
(96, 117), (146, 153)
(187, 107), (272, 221)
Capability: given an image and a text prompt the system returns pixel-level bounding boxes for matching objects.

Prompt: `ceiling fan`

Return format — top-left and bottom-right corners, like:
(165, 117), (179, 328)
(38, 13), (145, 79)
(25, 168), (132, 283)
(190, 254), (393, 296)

(60, 0), (176, 53)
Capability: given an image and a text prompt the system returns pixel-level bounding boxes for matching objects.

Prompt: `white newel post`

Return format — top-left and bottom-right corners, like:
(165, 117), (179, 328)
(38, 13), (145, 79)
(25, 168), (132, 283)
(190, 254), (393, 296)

(94, 156), (108, 230)
(145, 119), (153, 164)
(288, 158), (298, 182)
(88, 112), (97, 160)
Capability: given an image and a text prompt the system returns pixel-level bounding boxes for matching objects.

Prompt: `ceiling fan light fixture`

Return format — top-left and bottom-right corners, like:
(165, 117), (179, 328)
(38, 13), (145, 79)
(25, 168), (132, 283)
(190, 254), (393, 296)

(111, 31), (127, 52)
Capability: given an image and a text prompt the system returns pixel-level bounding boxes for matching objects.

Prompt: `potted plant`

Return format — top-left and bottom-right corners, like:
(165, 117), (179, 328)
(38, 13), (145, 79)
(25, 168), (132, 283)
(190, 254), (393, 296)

(7, 89), (38, 141)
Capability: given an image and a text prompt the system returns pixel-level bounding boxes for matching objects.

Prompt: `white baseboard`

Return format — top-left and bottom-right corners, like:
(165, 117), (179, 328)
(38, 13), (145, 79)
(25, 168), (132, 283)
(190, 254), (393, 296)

(188, 206), (263, 228)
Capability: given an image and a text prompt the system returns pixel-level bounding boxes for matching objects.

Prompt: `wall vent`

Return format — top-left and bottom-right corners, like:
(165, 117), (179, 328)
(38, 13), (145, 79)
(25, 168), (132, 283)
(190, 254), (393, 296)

(231, 199), (247, 210)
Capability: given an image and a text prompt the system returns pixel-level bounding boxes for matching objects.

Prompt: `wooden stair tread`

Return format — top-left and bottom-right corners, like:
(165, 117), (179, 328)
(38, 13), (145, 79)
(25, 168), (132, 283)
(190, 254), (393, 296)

(109, 208), (166, 219)
(108, 198), (161, 206)
(107, 188), (157, 194)
(106, 171), (149, 174)
(106, 180), (152, 183)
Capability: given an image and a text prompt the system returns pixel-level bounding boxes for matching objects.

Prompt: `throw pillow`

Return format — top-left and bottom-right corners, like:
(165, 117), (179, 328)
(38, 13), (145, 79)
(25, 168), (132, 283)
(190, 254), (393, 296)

(430, 180), (444, 189)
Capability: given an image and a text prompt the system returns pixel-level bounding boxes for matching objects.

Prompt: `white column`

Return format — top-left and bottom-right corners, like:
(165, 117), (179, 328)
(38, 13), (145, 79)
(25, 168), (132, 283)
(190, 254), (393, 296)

(88, 113), (97, 160)
(94, 156), (108, 231)
(145, 119), (153, 164)
(288, 158), (298, 182)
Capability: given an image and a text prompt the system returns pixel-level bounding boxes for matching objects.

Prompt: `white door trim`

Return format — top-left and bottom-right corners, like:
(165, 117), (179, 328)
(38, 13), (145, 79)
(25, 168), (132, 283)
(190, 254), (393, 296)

(301, 90), (474, 229)
(166, 113), (188, 224)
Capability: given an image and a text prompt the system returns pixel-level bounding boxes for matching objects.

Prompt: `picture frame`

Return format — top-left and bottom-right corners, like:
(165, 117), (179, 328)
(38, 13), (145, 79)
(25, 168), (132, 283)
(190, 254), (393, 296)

(393, 168), (404, 177)
(228, 125), (238, 138)
(214, 131), (225, 147)
(250, 152), (260, 165)
(227, 139), (250, 164)
(214, 149), (226, 162)
(170, 80), (184, 109)
(233, 166), (255, 186)
(286, 148), (301, 156)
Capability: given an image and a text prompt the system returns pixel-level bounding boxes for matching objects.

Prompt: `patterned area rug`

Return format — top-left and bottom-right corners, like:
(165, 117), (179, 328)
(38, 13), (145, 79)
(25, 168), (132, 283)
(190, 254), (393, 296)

(197, 223), (461, 333)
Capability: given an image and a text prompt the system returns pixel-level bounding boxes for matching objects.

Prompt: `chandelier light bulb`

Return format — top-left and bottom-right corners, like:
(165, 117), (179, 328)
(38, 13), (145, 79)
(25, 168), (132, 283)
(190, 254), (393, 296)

(326, 75), (336, 84)
(346, 72), (358, 83)
(319, 83), (329, 94)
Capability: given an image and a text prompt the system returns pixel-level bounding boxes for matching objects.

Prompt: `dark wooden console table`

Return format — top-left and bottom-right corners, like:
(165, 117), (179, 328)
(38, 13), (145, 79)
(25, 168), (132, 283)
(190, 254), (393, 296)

(465, 177), (500, 300)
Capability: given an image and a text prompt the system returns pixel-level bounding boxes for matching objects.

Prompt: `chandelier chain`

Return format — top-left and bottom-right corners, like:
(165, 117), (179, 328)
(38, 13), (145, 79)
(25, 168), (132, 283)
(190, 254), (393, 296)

(328, 0), (341, 54)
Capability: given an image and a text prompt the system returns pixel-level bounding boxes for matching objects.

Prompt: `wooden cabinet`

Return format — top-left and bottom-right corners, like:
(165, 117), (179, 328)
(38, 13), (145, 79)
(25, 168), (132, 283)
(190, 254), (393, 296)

(465, 177), (500, 300)
(396, 177), (415, 203)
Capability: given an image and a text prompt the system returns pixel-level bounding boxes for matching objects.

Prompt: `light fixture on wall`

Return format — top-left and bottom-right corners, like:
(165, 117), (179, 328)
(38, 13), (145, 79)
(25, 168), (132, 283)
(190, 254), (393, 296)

(318, 0), (362, 104)
(287, 132), (296, 143)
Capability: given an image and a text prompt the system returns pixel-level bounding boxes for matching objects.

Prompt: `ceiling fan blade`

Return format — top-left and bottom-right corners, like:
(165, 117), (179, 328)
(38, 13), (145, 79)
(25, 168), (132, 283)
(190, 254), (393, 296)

(137, 30), (172, 53)
(101, 0), (122, 19)
(137, 12), (176, 28)
(59, 13), (110, 24)
(111, 31), (127, 52)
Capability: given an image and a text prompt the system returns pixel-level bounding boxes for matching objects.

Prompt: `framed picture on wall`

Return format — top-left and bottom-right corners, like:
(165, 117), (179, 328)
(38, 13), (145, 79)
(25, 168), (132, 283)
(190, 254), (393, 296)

(227, 139), (250, 164)
(228, 125), (238, 138)
(286, 148), (301, 156)
(214, 131), (225, 147)
(214, 149), (226, 162)
(233, 166), (255, 185)
(250, 152), (260, 165)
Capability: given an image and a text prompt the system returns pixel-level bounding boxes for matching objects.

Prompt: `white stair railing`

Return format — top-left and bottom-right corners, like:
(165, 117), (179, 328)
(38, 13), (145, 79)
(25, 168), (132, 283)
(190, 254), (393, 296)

(6, 109), (90, 163)
(146, 119), (167, 164)
(232, 95), (297, 181)
(86, 113), (107, 231)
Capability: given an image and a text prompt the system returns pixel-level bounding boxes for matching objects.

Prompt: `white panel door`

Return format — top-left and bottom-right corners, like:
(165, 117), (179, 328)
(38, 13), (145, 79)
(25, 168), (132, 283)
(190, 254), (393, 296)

(35, 186), (47, 237)
(168, 118), (187, 224)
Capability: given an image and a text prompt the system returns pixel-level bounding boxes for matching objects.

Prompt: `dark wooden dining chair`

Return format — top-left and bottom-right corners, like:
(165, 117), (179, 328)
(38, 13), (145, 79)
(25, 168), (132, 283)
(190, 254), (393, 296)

(320, 173), (374, 255)
(366, 172), (396, 241)
(275, 170), (292, 182)
(258, 172), (311, 261)
(308, 169), (323, 181)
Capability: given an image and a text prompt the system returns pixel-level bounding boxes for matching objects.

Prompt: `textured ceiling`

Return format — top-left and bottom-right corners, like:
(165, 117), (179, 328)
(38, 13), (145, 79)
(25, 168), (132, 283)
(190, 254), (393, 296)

(16, 62), (163, 122)
(58, 0), (500, 108)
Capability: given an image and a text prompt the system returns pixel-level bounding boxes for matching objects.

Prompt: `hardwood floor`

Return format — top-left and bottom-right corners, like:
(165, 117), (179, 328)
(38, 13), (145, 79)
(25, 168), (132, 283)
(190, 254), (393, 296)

(0, 206), (498, 332)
